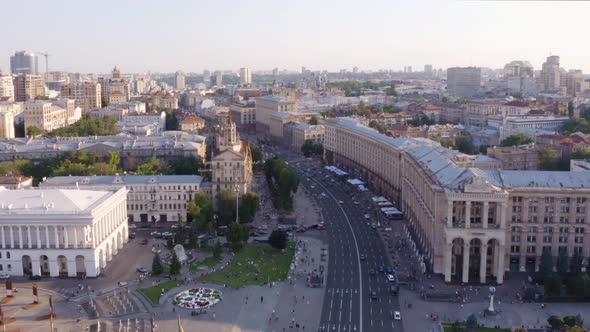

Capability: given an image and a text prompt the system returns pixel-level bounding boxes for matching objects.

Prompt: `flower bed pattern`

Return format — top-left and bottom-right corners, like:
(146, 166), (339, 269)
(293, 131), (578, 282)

(173, 288), (222, 309)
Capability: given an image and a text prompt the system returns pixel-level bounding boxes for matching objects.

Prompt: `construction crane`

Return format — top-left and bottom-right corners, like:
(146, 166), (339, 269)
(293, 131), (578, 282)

(37, 52), (49, 81)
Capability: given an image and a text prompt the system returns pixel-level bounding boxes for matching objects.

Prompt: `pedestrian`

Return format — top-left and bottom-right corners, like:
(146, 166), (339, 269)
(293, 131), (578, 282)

(261, 296), (264, 303)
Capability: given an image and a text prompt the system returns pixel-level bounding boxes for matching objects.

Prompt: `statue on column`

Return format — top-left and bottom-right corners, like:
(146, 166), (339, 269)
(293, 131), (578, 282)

(32, 285), (38, 304)
(5, 280), (12, 297)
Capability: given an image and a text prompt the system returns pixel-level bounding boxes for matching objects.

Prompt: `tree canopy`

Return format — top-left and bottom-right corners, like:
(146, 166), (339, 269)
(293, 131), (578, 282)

(301, 140), (323, 157)
(47, 114), (118, 137)
(500, 134), (533, 147)
(188, 192), (214, 230)
(263, 158), (299, 211)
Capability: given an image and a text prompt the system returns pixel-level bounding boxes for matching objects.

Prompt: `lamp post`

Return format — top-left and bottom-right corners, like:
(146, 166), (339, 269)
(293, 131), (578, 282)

(234, 184), (240, 224)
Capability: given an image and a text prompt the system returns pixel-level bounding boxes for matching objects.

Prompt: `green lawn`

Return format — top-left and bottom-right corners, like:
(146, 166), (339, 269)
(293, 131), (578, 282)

(202, 242), (295, 288)
(191, 254), (222, 271)
(141, 280), (184, 304)
(442, 322), (510, 332)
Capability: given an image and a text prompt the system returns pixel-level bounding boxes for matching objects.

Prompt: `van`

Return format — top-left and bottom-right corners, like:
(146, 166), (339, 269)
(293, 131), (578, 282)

(389, 285), (399, 295)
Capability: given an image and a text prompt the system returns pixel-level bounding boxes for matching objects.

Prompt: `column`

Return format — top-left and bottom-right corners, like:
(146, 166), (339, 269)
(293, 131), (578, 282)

(48, 257), (59, 277)
(0, 226), (5, 249)
(27, 226), (31, 249)
(465, 201), (472, 228)
(496, 244), (506, 284)
(67, 259), (77, 277)
(9, 227), (13, 249)
(479, 244), (488, 284)
(92, 225), (96, 247)
(499, 202), (507, 229)
(18, 226), (23, 249)
(482, 202), (489, 229)
(462, 242), (470, 283)
(31, 258), (41, 277)
(447, 201), (453, 227)
(73, 226), (78, 249)
(54, 226), (59, 249)
(83, 226), (88, 249)
(45, 226), (50, 249)
(64, 226), (69, 248)
(36, 226), (41, 249)
(444, 243), (453, 282)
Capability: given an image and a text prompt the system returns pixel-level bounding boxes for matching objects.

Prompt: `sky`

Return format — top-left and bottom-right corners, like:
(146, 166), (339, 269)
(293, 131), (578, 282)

(2, 0), (590, 74)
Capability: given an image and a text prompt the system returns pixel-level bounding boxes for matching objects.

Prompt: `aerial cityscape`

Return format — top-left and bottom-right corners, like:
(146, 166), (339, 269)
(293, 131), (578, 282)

(1, 1), (590, 331)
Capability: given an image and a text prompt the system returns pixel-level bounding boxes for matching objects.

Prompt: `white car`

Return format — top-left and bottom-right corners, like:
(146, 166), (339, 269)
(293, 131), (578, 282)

(338, 200), (344, 204)
(161, 232), (173, 237)
(387, 274), (395, 282)
(151, 247), (161, 253)
(0, 273), (10, 279)
(394, 311), (401, 320)
(128, 224), (137, 229)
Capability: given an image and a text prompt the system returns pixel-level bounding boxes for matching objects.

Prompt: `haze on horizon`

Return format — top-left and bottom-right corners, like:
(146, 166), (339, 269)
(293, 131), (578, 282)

(2, 0), (589, 74)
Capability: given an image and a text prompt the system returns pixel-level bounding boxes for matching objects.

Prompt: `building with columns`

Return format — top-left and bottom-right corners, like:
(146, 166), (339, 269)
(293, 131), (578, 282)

(0, 187), (128, 278)
(324, 118), (590, 285)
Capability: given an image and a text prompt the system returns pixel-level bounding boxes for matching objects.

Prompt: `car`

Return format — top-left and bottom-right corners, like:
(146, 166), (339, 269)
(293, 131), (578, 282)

(128, 224), (137, 229)
(378, 265), (385, 273)
(0, 273), (10, 279)
(141, 239), (149, 245)
(370, 291), (378, 300)
(338, 200), (344, 204)
(318, 224), (327, 230)
(29, 275), (41, 280)
(118, 281), (128, 287)
(161, 232), (173, 237)
(296, 228), (306, 233)
(386, 266), (394, 274)
(389, 285), (399, 295)
(369, 268), (376, 276)
(151, 247), (161, 253)
(149, 231), (161, 236)
(394, 311), (401, 320)
(387, 274), (395, 282)
(359, 254), (366, 261)
(128, 232), (137, 239)
(136, 267), (148, 274)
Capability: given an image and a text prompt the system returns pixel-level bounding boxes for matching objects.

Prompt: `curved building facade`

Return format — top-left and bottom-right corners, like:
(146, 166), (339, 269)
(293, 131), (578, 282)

(324, 118), (590, 284)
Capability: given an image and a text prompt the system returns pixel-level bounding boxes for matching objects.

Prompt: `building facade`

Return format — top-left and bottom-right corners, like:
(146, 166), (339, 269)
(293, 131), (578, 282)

(229, 102), (256, 126)
(10, 51), (39, 75)
(0, 187), (128, 278)
(175, 71), (186, 90)
(104, 67), (130, 104)
(324, 118), (590, 285)
(60, 82), (102, 111)
(13, 75), (45, 102)
(255, 95), (296, 132)
(447, 67), (481, 99)
(23, 100), (66, 132)
(541, 55), (561, 93)
(486, 144), (540, 170)
(0, 75), (14, 101)
(239, 68), (252, 85)
(40, 175), (204, 223)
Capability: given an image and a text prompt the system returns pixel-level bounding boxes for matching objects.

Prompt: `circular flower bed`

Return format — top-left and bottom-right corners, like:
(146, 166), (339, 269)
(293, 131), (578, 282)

(173, 288), (222, 309)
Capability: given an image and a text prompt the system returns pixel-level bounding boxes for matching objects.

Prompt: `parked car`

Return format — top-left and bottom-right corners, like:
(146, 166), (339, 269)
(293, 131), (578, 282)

(386, 274), (395, 282)
(161, 232), (173, 237)
(378, 265), (385, 273)
(394, 311), (401, 320)
(136, 267), (148, 274)
(386, 266), (394, 274)
(29, 275), (41, 281)
(128, 224), (137, 229)
(141, 239), (149, 245)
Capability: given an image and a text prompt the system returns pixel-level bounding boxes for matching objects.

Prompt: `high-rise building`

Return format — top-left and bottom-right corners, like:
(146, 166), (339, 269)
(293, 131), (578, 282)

(541, 55), (561, 93)
(203, 70), (211, 86)
(446, 67), (481, 99)
(175, 71), (186, 90)
(60, 81), (102, 111)
(103, 67), (130, 104)
(10, 51), (39, 75)
(503, 60), (533, 78)
(211, 71), (223, 88)
(424, 64), (433, 77)
(13, 75), (45, 102)
(239, 67), (252, 85)
(0, 73), (14, 101)
(561, 69), (584, 97)
(504, 61), (536, 96)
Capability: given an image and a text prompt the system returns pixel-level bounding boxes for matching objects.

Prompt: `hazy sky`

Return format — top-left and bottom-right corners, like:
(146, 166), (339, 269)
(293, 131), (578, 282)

(2, 0), (589, 74)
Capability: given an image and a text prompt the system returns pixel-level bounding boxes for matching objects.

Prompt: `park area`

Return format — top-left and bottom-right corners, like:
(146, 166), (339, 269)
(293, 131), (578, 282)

(442, 322), (511, 332)
(202, 242), (295, 288)
(141, 280), (184, 304)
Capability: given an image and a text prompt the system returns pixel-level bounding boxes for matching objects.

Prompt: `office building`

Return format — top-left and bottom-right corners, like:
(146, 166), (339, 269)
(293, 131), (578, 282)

(324, 118), (590, 284)
(229, 101), (256, 126)
(0, 187), (128, 278)
(254, 95), (296, 132)
(424, 64), (433, 77)
(447, 67), (481, 98)
(541, 56), (561, 93)
(41, 175), (204, 223)
(10, 51), (39, 75)
(13, 75), (45, 102)
(175, 71), (186, 90)
(60, 81), (102, 111)
(239, 68), (252, 85)
(212, 71), (223, 88)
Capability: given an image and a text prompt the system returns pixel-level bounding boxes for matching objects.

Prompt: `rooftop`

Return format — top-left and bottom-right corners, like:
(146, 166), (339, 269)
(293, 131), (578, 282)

(41, 175), (204, 187)
(0, 188), (114, 215)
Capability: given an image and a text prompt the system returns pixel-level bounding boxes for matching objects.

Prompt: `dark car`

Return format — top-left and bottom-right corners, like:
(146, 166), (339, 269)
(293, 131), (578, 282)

(378, 265), (385, 273)
(386, 266), (394, 274)
(359, 254), (366, 261)
(29, 275), (41, 281)
(370, 291), (378, 300)
(141, 239), (149, 245)
(128, 232), (137, 239)
(369, 268), (376, 276)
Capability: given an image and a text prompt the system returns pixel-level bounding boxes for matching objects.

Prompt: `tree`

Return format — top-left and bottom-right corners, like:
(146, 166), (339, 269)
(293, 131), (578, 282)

(540, 250), (554, 279)
(544, 273), (562, 297)
(170, 156), (202, 175)
(575, 313), (584, 326)
(301, 140), (324, 157)
(163, 108), (179, 130)
(465, 314), (478, 330)
(268, 229), (288, 250)
(325, 150), (334, 165)
(226, 223), (249, 251)
(561, 117), (590, 135)
(217, 189), (237, 225)
(539, 147), (561, 171)
(108, 151), (121, 174)
(478, 144), (490, 155)
(26, 126), (42, 138)
(212, 241), (222, 258)
(557, 250), (569, 274)
(564, 315), (577, 328)
(250, 144), (262, 163)
(308, 116), (319, 125)
(500, 134), (533, 147)
(570, 251), (583, 274)
(188, 192), (213, 230)
(385, 85), (397, 96)
(572, 147), (590, 160)
(136, 157), (172, 175)
(47, 114), (118, 137)
(239, 192), (259, 224)
(568, 101), (575, 118)
(547, 316), (564, 330)
(368, 120), (385, 133)
(170, 251), (181, 275)
(151, 253), (164, 275)
(455, 136), (474, 154)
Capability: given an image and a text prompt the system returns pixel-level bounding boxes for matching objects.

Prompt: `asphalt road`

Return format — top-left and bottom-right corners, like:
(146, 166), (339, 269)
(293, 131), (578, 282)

(291, 159), (404, 332)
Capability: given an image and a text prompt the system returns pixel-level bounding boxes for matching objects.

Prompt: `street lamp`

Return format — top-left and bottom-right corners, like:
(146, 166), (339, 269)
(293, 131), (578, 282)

(234, 184), (240, 224)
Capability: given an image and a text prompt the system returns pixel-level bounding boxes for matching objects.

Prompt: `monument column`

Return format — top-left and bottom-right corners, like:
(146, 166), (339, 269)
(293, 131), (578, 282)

(480, 244), (488, 284)
(444, 243), (453, 282)
(496, 244), (506, 284)
(462, 242), (471, 283)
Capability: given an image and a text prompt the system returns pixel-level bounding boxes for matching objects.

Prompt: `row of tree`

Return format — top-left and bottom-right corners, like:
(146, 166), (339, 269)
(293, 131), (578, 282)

(301, 140), (324, 157)
(263, 158), (299, 211)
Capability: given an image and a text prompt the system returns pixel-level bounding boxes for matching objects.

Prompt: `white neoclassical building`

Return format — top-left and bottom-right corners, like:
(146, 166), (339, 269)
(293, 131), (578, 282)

(0, 187), (128, 278)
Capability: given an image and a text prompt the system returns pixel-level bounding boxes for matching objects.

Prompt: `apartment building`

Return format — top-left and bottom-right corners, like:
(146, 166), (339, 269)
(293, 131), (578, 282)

(229, 101), (256, 126)
(60, 81), (102, 111)
(13, 75), (45, 102)
(23, 100), (66, 132)
(487, 144), (540, 170)
(324, 118), (590, 285)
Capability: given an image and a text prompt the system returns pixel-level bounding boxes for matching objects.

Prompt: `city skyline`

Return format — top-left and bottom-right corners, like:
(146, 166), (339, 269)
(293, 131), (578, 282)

(2, 0), (590, 73)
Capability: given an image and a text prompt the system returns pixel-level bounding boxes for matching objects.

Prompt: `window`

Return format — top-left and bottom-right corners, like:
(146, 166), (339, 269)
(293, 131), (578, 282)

(543, 226), (553, 233)
(575, 236), (584, 244)
(511, 235), (521, 242)
(559, 227), (569, 233)
(544, 217), (554, 224)
(577, 197), (586, 204)
(528, 226), (538, 233)
(543, 236), (552, 243)
(574, 246), (584, 255)
(560, 217), (569, 224)
(526, 246), (536, 254)
(561, 207), (570, 214)
(510, 245), (520, 254)
(558, 236), (568, 243)
(575, 227), (585, 234)
(545, 207), (554, 213)
(577, 207), (586, 214)
(576, 218), (585, 224)
(6, 252), (9, 259)
(529, 206), (537, 213)
(542, 246), (552, 253)
(6, 264), (10, 272)
(527, 235), (536, 243)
